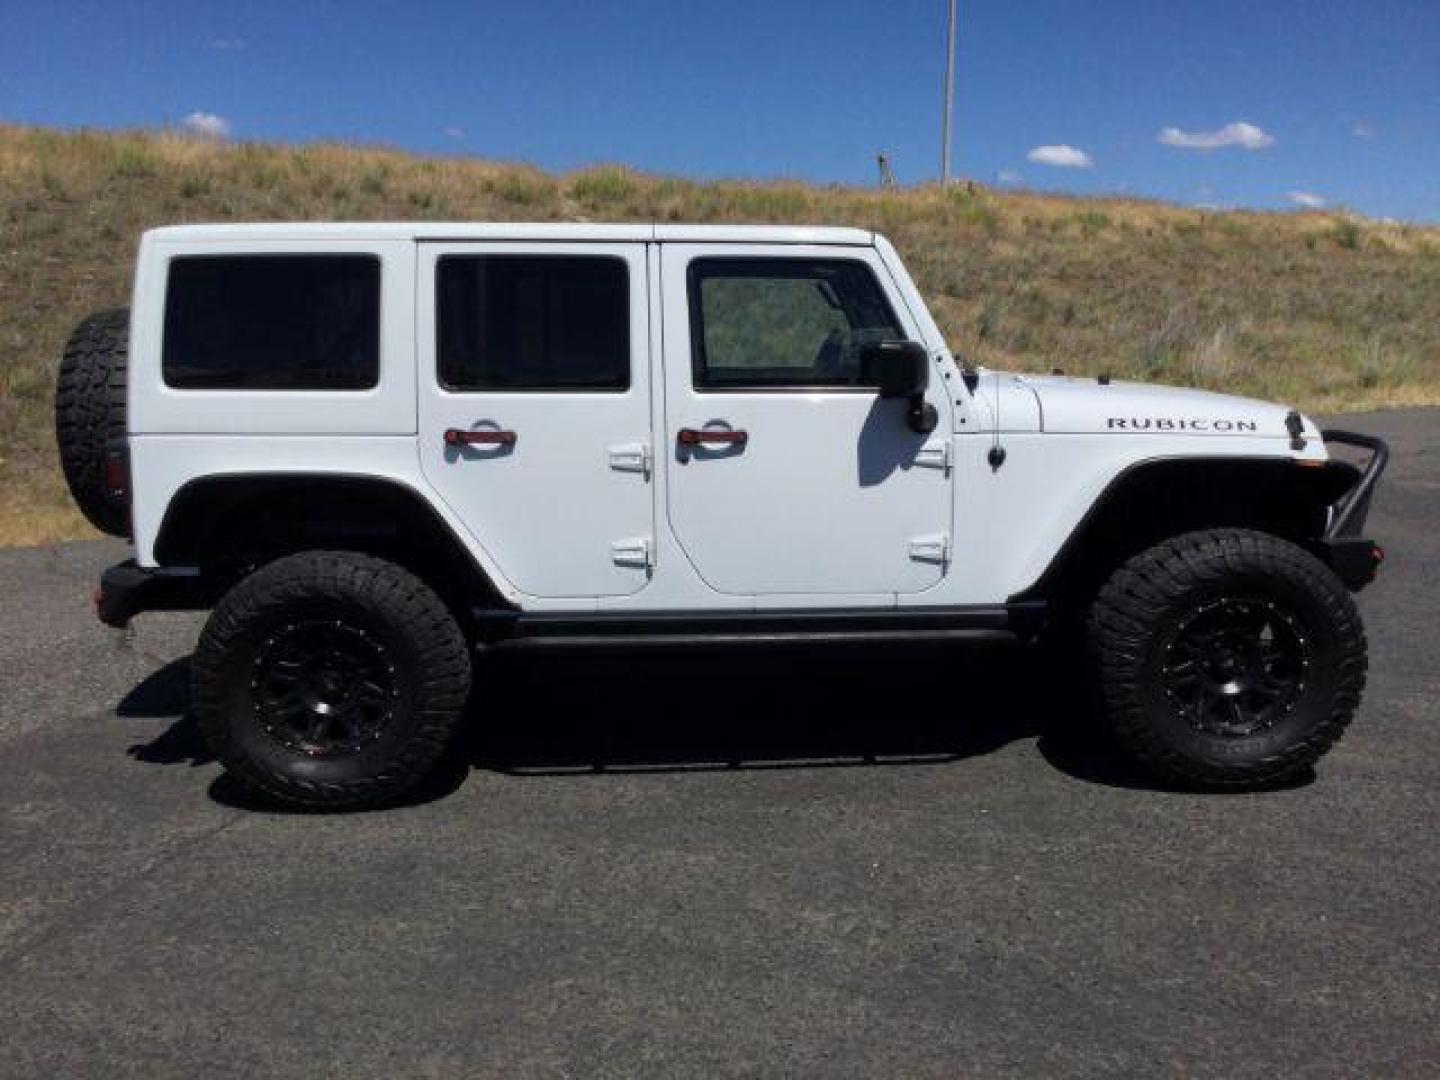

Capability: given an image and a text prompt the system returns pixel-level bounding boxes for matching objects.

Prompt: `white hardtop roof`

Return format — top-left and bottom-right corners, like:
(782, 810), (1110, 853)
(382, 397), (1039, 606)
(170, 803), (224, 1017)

(143, 222), (877, 245)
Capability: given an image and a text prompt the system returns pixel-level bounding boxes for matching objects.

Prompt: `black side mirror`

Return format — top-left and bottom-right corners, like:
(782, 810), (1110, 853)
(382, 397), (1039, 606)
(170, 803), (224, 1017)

(865, 340), (930, 399)
(862, 340), (937, 434)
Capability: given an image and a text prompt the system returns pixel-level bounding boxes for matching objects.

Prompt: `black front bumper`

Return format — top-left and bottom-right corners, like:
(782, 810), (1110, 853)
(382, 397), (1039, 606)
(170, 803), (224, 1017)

(95, 560), (215, 628)
(1315, 535), (1386, 591)
(1316, 429), (1389, 590)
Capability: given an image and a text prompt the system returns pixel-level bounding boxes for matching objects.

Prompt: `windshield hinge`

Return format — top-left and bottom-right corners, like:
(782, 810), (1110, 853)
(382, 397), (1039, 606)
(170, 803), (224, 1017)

(914, 439), (953, 475)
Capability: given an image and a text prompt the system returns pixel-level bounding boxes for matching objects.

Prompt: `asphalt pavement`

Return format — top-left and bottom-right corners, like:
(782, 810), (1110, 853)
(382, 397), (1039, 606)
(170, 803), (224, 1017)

(0, 411), (1436, 1078)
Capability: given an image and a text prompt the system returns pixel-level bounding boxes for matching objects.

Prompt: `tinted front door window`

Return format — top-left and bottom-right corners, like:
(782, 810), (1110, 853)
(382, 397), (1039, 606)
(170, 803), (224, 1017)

(689, 258), (902, 389)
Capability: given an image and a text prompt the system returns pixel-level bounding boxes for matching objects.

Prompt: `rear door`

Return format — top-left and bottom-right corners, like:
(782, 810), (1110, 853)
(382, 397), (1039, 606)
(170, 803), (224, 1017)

(417, 242), (654, 599)
(659, 244), (953, 597)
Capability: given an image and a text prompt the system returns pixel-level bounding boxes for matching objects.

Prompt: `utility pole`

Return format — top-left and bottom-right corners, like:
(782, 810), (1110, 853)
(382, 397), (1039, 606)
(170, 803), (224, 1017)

(941, 0), (957, 183)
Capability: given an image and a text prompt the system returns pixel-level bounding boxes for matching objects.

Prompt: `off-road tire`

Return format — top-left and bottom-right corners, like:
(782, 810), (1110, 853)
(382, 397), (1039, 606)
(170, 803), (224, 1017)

(55, 308), (131, 536)
(1088, 528), (1366, 788)
(193, 551), (472, 810)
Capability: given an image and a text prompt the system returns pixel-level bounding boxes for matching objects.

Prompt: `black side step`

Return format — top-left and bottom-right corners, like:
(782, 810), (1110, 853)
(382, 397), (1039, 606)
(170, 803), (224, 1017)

(472, 603), (1046, 649)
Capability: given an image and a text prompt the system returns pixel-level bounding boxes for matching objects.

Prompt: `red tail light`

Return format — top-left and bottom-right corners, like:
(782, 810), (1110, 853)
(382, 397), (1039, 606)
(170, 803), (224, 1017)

(103, 448), (129, 500)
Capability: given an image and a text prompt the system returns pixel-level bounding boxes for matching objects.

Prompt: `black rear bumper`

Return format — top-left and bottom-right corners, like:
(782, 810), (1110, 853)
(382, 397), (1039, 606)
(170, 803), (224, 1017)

(1316, 429), (1389, 590)
(95, 560), (215, 628)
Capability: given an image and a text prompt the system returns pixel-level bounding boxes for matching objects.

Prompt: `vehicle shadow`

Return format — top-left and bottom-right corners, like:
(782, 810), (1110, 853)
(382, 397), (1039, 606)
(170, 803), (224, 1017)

(471, 643), (1043, 774)
(120, 641), (1311, 811)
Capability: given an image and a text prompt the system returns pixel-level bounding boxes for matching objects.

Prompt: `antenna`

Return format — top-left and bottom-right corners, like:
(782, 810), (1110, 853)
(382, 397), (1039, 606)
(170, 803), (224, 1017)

(941, 0), (957, 183)
(988, 369), (1006, 469)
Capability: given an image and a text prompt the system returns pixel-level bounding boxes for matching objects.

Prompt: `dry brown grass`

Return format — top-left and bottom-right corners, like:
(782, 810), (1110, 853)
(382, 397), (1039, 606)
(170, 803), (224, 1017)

(0, 498), (93, 547)
(3, 123), (1439, 547)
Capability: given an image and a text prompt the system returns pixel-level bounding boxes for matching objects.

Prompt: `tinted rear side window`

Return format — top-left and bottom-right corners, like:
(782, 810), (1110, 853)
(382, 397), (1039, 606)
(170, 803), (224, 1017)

(437, 255), (629, 391)
(163, 255), (381, 390)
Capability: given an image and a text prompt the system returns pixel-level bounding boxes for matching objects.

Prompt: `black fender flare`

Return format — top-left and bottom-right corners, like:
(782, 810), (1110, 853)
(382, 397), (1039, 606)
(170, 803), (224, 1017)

(1010, 453), (1363, 607)
(153, 472), (512, 612)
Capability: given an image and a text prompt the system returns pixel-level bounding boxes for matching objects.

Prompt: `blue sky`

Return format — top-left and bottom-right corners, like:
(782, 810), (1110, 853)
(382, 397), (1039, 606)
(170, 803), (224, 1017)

(1, 0), (1436, 221)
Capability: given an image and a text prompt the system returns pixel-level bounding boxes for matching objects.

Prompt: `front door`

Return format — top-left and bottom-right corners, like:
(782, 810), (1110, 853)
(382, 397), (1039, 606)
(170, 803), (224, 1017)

(417, 242), (653, 599)
(659, 244), (953, 598)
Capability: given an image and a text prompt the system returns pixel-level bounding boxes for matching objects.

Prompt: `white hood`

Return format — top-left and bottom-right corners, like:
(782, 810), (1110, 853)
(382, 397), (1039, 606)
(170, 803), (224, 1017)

(1013, 373), (1317, 439)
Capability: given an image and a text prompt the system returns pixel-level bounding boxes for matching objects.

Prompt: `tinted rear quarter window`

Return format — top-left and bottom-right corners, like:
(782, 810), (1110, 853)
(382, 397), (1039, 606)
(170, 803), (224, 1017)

(437, 255), (629, 391)
(163, 255), (381, 390)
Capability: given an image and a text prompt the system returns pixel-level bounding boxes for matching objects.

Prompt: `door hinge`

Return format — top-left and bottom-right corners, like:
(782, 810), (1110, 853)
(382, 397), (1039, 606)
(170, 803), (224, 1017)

(908, 533), (951, 565)
(608, 441), (651, 479)
(915, 439), (952, 474)
(611, 537), (654, 570)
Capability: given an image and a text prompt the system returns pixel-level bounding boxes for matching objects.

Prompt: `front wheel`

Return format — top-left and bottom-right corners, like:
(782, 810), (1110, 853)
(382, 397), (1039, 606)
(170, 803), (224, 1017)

(193, 551), (472, 809)
(1088, 529), (1367, 788)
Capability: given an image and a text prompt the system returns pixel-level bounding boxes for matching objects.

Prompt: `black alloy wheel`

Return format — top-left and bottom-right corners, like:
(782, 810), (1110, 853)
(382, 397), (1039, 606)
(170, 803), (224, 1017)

(1159, 596), (1311, 738)
(252, 618), (400, 757)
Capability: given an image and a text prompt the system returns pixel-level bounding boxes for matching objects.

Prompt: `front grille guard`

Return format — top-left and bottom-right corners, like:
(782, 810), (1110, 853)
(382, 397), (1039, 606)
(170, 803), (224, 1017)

(1321, 429), (1389, 538)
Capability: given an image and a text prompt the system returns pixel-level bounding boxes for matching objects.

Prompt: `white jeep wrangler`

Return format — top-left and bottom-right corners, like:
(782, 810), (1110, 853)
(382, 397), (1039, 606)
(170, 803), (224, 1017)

(57, 223), (1387, 808)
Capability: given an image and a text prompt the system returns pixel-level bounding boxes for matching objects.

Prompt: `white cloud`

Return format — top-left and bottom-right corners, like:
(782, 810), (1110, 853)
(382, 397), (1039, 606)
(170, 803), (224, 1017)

(211, 37), (247, 51)
(443, 126), (466, 140)
(1351, 121), (1374, 139)
(182, 110), (233, 139)
(181, 111), (231, 140)
(1157, 121), (1273, 151)
(996, 169), (1023, 184)
(1287, 191), (1326, 209)
(1026, 144), (1093, 168)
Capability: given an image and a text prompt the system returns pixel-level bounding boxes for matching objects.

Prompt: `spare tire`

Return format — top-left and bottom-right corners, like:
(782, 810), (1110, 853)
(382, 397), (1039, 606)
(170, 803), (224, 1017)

(55, 308), (131, 536)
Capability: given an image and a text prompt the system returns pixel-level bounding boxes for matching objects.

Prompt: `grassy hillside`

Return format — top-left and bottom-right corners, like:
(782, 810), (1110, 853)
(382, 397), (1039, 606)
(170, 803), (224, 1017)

(3, 123), (1438, 546)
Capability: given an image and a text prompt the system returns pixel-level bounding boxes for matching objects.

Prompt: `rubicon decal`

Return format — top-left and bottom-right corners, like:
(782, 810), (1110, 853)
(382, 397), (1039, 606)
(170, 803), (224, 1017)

(1107, 417), (1260, 432)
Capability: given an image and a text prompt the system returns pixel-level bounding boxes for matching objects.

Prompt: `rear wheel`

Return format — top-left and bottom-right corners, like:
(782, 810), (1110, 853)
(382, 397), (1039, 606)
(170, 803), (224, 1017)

(193, 551), (472, 809)
(1088, 528), (1366, 788)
